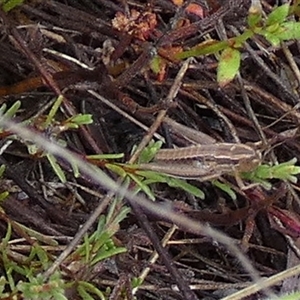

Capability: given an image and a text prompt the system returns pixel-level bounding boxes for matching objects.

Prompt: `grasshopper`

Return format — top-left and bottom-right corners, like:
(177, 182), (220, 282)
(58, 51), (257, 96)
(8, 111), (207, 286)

(139, 143), (261, 181)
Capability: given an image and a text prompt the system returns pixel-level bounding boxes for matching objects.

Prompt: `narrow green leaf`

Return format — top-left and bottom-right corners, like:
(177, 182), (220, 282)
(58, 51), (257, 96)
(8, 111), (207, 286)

(92, 232), (111, 251)
(65, 113), (93, 126)
(0, 276), (8, 296)
(87, 153), (124, 160)
(212, 180), (236, 200)
(217, 48), (241, 86)
(129, 173), (156, 200)
(91, 247), (126, 265)
(166, 177), (205, 199)
(45, 95), (64, 128)
(71, 160), (80, 178)
(0, 103), (7, 115)
(17, 223), (58, 246)
(34, 244), (50, 269)
(2, 221), (12, 244)
(84, 234), (90, 263)
(4, 101), (21, 119)
(78, 281), (105, 300)
(233, 30), (254, 46)
(176, 40), (229, 59)
(0, 165), (5, 177)
(266, 4), (290, 26)
(105, 163), (127, 178)
(52, 292), (68, 300)
(46, 154), (66, 183)
(135, 169), (168, 182)
(110, 206), (131, 225)
(136, 170), (205, 198)
(77, 285), (95, 300)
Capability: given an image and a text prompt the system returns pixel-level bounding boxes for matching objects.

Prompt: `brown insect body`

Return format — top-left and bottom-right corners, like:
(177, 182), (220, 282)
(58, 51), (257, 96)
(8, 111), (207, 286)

(139, 143), (261, 180)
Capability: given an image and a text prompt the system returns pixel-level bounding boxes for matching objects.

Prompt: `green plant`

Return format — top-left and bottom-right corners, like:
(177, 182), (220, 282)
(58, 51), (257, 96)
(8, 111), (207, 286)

(0, 218), (67, 299)
(74, 213), (128, 268)
(242, 158), (300, 189)
(17, 272), (67, 300)
(158, 2), (300, 86)
(67, 210), (128, 299)
(0, 201), (129, 299)
(0, 0), (24, 12)
(0, 97), (94, 182)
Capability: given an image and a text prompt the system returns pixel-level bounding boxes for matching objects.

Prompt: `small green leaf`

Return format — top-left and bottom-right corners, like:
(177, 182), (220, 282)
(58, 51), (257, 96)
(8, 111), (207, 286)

(0, 165), (5, 177)
(212, 180), (236, 200)
(136, 170), (169, 182)
(150, 56), (163, 74)
(266, 4), (290, 26)
(265, 22), (280, 33)
(242, 174), (272, 190)
(91, 246), (126, 265)
(34, 244), (50, 269)
(71, 160), (80, 178)
(0, 103), (7, 115)
(129, 173), (156, 200)
(27, 143), (39, 155)
(46, 154), (66, 183)
(136, 170), (205, 199)
(87, 153), (124, 160)
(251, 164), (273, 179)
(268, 158), (300, 182)
(106, 163), (127, 178)
(275, 21), (300, 41)
(66, 114), (93, 126)
(176, 40), (229, 59)
(77, 285), (95, 300)
(263, 31), (281, 46)
(45, 95), (64, 128)
(132, 277), (143, 288)
(217, 48), (241, 86)
(107, 206), (130, 228)
(77, 281), (105, 300)
(167, 177), (205, 199)
(138, 140), (163, 163)
(233, 30), (254, 46)
(247, 7), (262, 28)
(0, 276), (8, 297)
(242, 158), (300, 185)
(0, 192), (9, 201)
(3, 101), (21, 118)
